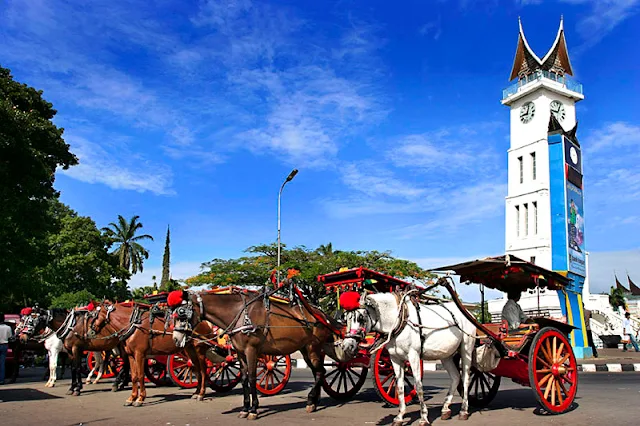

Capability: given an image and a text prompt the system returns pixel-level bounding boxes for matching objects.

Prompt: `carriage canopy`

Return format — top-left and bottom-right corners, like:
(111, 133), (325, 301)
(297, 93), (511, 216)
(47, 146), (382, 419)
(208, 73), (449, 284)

(430, 254), (571, 293)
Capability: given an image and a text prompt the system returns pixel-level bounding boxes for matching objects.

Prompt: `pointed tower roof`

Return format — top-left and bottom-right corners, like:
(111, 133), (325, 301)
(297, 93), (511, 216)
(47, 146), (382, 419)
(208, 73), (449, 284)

(628, 274), (640, 296)
(509, 17), (574, 81)
(616, 274), (631, 294)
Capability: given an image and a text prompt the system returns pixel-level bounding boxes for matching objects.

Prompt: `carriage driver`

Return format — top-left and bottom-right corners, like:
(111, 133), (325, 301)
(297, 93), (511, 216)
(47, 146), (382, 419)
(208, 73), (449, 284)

(501, 289), (531, 331)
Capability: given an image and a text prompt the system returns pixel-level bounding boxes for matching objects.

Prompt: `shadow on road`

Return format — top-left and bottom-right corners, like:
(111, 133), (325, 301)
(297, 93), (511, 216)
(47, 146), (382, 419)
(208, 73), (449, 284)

(0, 387), (63, 402)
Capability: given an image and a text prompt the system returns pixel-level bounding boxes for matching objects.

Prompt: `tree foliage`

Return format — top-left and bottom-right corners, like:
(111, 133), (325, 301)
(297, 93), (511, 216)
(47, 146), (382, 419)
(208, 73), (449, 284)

(186, 243), (435, 312)
(50, 289), (97, 310)
(102, 215), (154, 274)
(609, 286), (628, 311)
(0, 66), (78, 311)
(160, 225), (171, 291)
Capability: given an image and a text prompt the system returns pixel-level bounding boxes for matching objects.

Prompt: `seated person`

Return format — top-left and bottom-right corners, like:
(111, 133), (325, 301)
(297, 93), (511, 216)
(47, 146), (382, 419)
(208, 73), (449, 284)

(501, 289), (531, 331)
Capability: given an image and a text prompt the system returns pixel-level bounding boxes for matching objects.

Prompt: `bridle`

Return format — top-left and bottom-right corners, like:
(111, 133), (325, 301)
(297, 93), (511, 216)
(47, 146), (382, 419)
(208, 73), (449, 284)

(18, 310), (53, 341)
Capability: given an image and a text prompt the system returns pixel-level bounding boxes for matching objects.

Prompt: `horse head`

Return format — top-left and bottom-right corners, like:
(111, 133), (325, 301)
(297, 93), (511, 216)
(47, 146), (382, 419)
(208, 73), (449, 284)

(17, 307), (51, 343)
(167, 290), (195, 348)
(339, 292), (376, 357)
(87, 301), (115, 338)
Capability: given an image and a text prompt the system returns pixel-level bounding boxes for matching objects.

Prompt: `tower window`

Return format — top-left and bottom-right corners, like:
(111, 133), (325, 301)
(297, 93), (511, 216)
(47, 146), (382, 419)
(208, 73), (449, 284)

(515, 205), (520, 237)
(533, 201), (538, 235)
(531, 152), (537, 180)
(518, 156), (523, 184)
(524, 203), (529, 237)
(530, 256), (536, 264)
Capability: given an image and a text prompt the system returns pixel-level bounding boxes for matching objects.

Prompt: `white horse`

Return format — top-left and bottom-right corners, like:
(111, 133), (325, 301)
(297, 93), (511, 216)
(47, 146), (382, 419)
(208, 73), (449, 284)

(340, 292), (476, 426)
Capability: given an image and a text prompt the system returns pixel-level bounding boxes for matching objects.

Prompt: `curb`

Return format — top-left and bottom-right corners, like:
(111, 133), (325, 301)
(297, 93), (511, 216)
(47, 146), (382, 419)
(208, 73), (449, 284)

(291, 359), (640, 372)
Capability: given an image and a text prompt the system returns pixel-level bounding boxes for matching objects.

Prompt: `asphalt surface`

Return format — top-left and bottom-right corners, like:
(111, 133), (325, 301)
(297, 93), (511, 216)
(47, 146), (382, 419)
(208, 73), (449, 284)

(1, 368), (639, 426)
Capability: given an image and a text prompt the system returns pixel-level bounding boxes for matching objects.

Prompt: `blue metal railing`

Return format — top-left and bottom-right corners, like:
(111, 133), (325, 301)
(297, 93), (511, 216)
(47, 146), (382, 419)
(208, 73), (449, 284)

(502, 70), (583, 100)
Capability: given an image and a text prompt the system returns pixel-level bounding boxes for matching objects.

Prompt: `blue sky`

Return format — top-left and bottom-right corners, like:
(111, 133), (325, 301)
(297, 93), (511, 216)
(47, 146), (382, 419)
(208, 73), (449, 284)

(1, 0), (639, 298)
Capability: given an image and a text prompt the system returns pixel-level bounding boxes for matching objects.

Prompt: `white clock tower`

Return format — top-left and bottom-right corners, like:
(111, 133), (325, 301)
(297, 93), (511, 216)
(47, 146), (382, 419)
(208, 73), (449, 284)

(502, 18), (584, 269)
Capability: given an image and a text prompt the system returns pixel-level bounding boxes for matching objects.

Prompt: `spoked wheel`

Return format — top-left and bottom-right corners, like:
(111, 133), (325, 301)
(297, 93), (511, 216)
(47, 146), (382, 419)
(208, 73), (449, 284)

(458, 367), (501, 408)
(322, 359), (368, 401)
(144, 358), (168, 386)
(372, 348), (423, 406)
(529, 327), (578, 414)
(256, 355), (292, 396)
(208, 354), (243, 393)
(86, 351), (124, 379)
(167, 352), (199, 389)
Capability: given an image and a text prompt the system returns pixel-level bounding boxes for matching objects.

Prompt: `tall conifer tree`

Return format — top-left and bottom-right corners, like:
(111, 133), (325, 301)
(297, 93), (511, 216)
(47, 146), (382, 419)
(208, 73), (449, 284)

(160, 225), (171, 290)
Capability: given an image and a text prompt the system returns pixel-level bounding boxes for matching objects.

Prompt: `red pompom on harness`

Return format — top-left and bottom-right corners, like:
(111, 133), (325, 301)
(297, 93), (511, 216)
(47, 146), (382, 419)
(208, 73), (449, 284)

(86, 301), (96, 311)
(20, 307), (33, 316)
(167, 290), (184, 308)
(339, 292), (362, 311)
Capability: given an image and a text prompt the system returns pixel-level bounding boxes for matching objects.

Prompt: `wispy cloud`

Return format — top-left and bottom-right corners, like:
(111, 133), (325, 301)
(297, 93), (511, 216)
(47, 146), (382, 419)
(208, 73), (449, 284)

(60, 135), (175, 195)
(419, 15), (443, 40)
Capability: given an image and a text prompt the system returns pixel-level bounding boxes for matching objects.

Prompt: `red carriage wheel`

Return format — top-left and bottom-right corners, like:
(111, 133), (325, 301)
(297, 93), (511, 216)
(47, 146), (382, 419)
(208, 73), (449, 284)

(256, 355), (291, 396)
(529, 327), (578, 414)
(86, 351), (124, 379)
(372, 348), (422, 406)
(322, 359), (368, 400)
(144, 357), (168, 386)
(167, 352), (199, 389)
(208, 353), (243, 393)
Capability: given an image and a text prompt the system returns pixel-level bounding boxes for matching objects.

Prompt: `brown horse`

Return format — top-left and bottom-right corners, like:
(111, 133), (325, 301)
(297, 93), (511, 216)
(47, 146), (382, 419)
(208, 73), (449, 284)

(90, 301), (213, 406)
(59, 306), (125, 395)
(170, 287), (334, 420)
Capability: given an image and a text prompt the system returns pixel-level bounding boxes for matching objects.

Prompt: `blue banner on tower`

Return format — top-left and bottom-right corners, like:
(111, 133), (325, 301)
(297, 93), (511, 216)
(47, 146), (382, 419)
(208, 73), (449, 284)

(566, 181), (585, 276)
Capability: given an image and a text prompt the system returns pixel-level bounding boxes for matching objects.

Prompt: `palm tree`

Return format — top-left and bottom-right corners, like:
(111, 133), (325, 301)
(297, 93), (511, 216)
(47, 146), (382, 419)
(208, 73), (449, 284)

(102, 215), (154, 274)
(608, 286), (627, 311)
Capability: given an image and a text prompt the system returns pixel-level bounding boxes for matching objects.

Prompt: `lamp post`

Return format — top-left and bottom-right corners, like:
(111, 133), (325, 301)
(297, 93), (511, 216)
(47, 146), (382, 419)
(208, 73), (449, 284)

(277, 169), (298, 285)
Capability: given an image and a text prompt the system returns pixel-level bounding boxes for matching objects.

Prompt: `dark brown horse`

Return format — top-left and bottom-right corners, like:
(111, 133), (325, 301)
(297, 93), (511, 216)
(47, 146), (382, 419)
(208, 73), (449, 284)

(90, 301), (214, 406)
(170, 287), (334, 420)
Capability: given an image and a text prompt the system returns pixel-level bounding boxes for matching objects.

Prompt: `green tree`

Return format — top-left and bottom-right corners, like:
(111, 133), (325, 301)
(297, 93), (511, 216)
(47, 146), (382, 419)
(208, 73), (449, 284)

(50, 290), (96, 309)
(160, 225), (171, 290)
(186, 243), (435, 312)
(609, 286), (627, 311)
(0, 66), (78, 311)
(36, 200), (131, 305)
(471, 302), (492, 323)
(102, 215), (154, 274)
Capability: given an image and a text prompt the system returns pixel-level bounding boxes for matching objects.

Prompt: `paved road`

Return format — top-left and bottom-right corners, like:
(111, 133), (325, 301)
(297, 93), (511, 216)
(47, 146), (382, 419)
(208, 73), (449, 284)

(1, 368), (638, 426)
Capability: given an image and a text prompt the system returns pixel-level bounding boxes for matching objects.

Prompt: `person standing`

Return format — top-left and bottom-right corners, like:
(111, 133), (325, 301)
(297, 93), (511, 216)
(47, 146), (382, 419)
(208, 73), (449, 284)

(622, 312), (639, 352)
(584, 308), (598, 358)
(0, 313), (15, 385)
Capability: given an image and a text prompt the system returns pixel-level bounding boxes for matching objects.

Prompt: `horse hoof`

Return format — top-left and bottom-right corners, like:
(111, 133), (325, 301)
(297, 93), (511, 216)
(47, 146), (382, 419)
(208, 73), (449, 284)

(72, 391), (81, 396)
(124, 400), (133, 407)
(238, 412), (249, 419)
(441, 411), (452, 421)
(247, 413), (258, 421)
(419, 421), (430, 426)
(133, 400), (143, 407)
(112, 386), (118, 392)
(66, 390), (74, 395)
(306, 404), (316, 413)
(391, 421), (404, 426)
(197, 396), (204, 402)
(191, 394), (199, 400)
(458, 413), (469, 421)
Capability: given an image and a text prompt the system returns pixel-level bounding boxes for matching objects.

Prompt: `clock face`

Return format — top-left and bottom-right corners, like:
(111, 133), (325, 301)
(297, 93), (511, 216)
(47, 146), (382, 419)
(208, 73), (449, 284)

(520, 101), (535, 123)
(550, 100), (566, 122)
(569, 146), (578, 165)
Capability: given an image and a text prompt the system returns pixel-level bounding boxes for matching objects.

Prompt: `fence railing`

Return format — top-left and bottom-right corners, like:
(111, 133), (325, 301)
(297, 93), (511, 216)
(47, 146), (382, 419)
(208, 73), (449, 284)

(502, 70), (583, 100)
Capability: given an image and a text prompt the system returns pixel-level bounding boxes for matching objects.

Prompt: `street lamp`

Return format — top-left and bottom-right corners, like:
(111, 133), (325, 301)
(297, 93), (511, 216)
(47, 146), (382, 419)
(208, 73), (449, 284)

(277, 169), (298, 286)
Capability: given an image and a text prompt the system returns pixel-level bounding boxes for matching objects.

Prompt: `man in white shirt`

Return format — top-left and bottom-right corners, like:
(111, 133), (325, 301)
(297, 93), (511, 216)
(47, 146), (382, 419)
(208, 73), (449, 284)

(501, 289), (529, 331)
(0, 313), (15, 385)
(622, 312), (639, 352)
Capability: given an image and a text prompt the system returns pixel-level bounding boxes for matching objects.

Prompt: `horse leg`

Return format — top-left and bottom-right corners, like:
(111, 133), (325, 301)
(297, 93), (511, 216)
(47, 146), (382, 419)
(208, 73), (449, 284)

(237, 352), (251, 418)
(390, 354), (407, 426)
(133, 351), (147, 407)
(440, 357), (460, 420)
(67, 350), (76, 395)
(46, 345), (58, 388)
(245, 348), (260, 420)
(124, 354), (137, 406)
(300, 346), (325, 413)
(458, 339), (474, 420)
(95, 351), (107, 384)
(71, 346), (83, 396)
(408, 350), (429, 426)
(59, 351), (67, 379)
(86, 352), (99, 384)
(186, 345), (205, 401)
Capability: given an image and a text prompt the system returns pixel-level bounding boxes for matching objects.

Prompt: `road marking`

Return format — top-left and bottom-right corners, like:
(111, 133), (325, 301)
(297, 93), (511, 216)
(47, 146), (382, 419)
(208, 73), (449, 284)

(581, 364), (596, 372)
(606, 363), (622, 372)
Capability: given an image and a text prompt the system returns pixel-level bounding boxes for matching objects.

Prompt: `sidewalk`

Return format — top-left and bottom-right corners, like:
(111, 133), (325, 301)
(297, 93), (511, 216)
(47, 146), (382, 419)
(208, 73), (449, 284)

(291, 348), (640, 372)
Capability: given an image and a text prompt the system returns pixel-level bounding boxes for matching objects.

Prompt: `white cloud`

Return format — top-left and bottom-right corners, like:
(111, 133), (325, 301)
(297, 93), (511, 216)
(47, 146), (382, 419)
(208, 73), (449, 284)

(128, 261), (205, 289)
(60, 135), (175, 195)
(340, 163), (426, 199)
(419, 16), (443, 40)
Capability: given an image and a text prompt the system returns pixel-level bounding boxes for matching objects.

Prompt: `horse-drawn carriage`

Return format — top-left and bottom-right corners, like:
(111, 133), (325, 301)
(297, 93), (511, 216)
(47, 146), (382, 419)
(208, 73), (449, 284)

(318, 255), (578, 415)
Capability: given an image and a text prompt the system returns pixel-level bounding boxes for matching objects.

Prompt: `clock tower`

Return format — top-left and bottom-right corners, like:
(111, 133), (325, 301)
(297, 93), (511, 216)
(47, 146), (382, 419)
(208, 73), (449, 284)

(502, 18), (592, 358)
